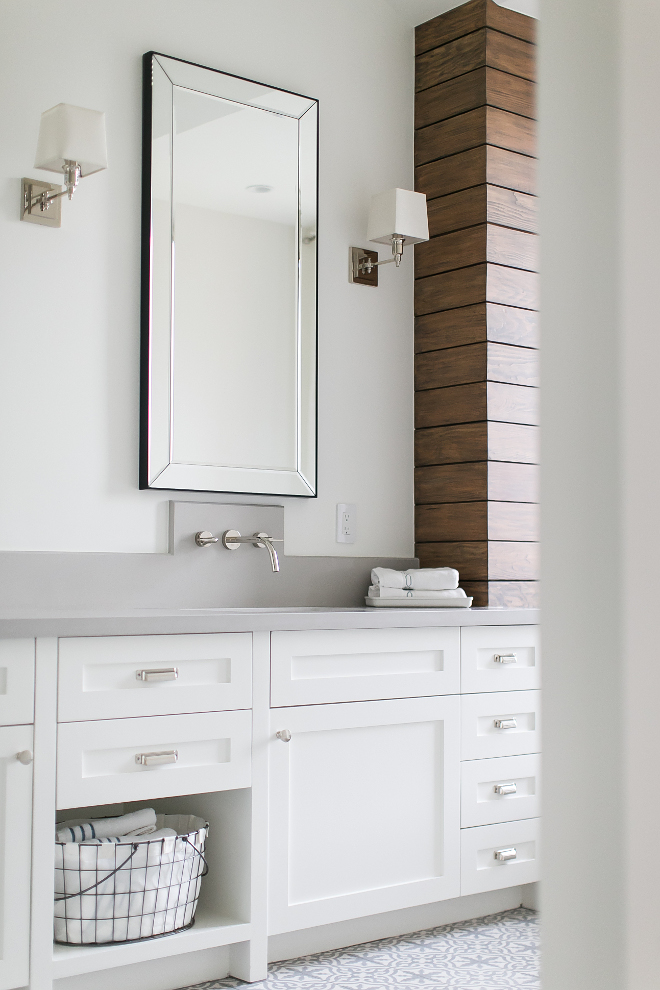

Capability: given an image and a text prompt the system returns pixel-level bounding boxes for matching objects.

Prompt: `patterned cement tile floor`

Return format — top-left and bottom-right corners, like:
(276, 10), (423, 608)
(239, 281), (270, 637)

(181, 907), (539, 990)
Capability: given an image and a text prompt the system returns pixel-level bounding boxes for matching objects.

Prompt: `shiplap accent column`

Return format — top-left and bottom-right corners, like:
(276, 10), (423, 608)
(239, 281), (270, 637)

(414, 0), (539, 607)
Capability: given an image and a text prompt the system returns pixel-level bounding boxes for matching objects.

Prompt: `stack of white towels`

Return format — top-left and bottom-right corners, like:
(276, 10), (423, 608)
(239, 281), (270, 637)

(366, 567), (472, 607)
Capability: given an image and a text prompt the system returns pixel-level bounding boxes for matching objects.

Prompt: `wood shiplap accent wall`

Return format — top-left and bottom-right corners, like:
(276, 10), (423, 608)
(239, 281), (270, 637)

(414, 0), (539, 608)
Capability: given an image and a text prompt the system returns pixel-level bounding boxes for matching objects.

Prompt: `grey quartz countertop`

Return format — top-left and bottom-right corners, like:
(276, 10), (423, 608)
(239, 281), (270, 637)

(0, 606), (540, 638)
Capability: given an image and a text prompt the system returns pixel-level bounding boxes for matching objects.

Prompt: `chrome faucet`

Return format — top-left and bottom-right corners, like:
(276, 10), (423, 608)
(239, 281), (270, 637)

(195, 529), (282, 573)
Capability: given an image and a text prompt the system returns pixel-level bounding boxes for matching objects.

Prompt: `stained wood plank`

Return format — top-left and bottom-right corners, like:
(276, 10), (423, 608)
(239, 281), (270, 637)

(426, 185), (537, 238)
(460, 580), (539, 607)
(487, 264), (538, 309)
(415, 382), (488, 428)
(415, 67), (535, 130)
(414, 541), (488, 580)
(415, 421), (538, 466)
(487, 382), (539, 425)
(488, 461), (539, 501)
(488, 421), (539, 462)
(412, 540), (538, 581)
(415, 263), (486, 315)
(485, 28), (535, 81)
(416, 0), (536, 56)
(415, 303), (538, 352)
(415, 106), (536, 167)
(488, 500), (539, 541)
(415, 461), (488, 503)
(416, 343), (487, 391)
(416, 147), (536, 200)
(415, 422), (488, 465)
(415, 225), (538, 279)
(415, 461), (538, 503)
(485, 580), (540, 607)
(488, 342), (539, 386)
(416, 502), (489, 542)
(416, 29), (486, 91)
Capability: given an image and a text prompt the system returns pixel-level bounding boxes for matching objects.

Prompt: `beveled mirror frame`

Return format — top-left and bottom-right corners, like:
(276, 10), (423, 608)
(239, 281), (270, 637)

(139, 52), (318, 497)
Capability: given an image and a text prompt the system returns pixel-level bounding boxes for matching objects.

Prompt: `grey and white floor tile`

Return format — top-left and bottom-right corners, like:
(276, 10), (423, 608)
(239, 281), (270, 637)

(180, 906), (539, 990)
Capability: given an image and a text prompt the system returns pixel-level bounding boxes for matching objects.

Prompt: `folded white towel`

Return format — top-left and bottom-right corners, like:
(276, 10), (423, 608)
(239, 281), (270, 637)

(56, 808), (157, 844)
(77, 828), (178, 845)
(371, 567), (459, 591)
(368, 586), (467, 600)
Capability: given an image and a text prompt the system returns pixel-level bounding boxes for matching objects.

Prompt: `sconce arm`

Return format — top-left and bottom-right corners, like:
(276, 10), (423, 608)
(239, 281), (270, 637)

(357, 236), (405, 275)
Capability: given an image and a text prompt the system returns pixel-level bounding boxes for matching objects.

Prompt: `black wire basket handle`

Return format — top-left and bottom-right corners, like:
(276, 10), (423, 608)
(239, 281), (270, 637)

(183, 836), (209, 877)
(54, 844), (139, 901)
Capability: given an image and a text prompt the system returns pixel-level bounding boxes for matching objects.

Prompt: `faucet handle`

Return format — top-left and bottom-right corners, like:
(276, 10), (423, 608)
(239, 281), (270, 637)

(195, 531), (219, 547)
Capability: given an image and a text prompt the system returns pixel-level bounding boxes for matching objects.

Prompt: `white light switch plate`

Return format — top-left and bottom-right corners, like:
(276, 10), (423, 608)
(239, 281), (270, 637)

(336, 503), (356, 544)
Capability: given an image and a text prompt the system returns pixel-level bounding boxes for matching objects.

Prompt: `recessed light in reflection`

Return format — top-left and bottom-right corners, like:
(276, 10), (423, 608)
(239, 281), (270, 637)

(246, 184), (273, 193)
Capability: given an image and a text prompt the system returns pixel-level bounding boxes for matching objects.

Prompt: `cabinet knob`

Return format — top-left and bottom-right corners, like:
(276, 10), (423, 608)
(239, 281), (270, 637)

(276, 729), (292, 742)
(494, 782), (517, 796)
(494, 847), (517, 862)
(16, 750), (33, 765)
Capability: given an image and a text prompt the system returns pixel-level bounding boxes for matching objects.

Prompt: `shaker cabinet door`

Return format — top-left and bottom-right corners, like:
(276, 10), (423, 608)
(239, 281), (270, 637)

(268, 696), (461, 935)
(0, 724), (33, 990)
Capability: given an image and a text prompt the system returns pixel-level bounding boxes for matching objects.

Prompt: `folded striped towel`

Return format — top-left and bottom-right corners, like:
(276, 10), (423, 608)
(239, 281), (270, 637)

(371, 567), (459, 591)
(56, 808), (157, 843)
(368, 586), (467, 600)
(77, 828), (178, 845)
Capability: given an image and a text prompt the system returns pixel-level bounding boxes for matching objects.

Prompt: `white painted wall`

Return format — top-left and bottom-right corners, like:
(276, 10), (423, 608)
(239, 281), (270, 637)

(0, 0), (416, 554)
(540, 0), (660, 987)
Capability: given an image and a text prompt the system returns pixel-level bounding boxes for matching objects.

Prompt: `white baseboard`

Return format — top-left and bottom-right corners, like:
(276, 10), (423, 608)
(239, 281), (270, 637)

(268, 883), (539, 962)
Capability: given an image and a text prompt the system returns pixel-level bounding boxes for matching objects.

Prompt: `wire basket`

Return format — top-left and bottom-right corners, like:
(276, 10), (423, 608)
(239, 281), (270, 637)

(54, 814), (209, 945)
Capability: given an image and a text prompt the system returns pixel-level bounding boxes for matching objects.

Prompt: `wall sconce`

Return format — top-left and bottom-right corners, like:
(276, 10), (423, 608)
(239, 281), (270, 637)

(21, 103), (108, 228)
(349, 188), (429, 286)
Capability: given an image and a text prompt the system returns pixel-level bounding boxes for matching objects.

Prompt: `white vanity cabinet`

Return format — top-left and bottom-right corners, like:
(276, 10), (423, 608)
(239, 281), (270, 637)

(0, 641), (35, 990)
(268, 695), (460, 933)
(0, 607), (539, 990)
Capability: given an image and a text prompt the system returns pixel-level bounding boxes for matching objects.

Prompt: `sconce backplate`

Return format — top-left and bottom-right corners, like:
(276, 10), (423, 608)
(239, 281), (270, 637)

(349, 247), (378, 287)
(21, 178), (61, 227)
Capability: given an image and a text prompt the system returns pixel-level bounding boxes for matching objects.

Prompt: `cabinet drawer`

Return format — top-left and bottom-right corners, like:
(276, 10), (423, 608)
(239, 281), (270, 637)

(0, 639), (35, 726)
(461, 625), (540, 693)
(461, 818), (540, 895)
(270, 627), (460, 707)
(461, 754), (540, 827)
(57, 634), (252, 722)
(461, 691), (540, 760)
(56, 711), (251, 809)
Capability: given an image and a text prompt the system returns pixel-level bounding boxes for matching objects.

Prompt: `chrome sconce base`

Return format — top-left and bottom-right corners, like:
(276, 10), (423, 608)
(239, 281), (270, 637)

(349, 236), (405, 287)
(21, 161), (81, 228)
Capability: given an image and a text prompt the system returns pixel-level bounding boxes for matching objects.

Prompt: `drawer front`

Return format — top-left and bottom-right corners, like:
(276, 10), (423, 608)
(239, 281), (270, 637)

(270, 627), (460, 707)
(461, 818), (540, 895)
(0, 639), (35, 726)
(461, 754), (540, 827)
(57, 634), (252, 722)
(56, 711), (252, 809)
(461, 691), (540, 760)
(461, 625), (540, 693)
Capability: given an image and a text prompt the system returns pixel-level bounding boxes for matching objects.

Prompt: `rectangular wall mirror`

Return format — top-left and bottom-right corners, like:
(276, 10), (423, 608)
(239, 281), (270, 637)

(140, 52), (318, 496)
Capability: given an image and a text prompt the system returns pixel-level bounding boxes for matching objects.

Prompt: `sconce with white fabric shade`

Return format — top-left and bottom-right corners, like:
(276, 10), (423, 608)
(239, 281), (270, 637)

(22, 103), (108, 227)
(350, 187), (429, 286)
(366, 187), (429, 246)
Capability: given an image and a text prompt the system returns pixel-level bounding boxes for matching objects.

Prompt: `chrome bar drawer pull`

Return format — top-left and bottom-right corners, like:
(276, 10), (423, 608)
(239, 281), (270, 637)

(494, 782), (517, 796)
(135, 750), (179, 766)
(494, 718), (518, 730)
(494, 847), (517, 862)
(136, 667), (179, 682)
(494, 653), (517, 664)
